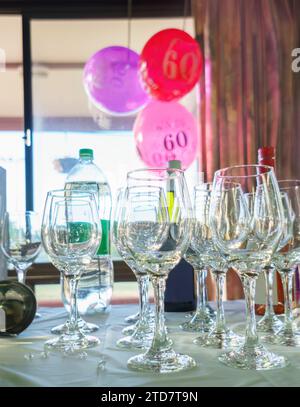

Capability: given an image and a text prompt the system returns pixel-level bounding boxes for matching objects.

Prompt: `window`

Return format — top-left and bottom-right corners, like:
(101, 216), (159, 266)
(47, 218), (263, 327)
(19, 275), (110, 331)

(30, 17), (198, 264)
(0, 15), (25, 212)
(0, 6), (198, 304)
(30, 17), (197, 214)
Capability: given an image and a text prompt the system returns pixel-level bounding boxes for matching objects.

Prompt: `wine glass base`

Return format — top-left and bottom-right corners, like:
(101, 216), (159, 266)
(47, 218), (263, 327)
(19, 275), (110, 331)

(122, 323), (137, 336)
(51, 319), (99, 335)
(257, 314), (283, 333)
(116, 331), (154, 350)
(180, 311), (215, 333)
(219, 343), (288, 370)
(45, 333), (100, 353)
(125, 312), (139, 324)
(185, 305), (216, 318)
(127, 350), (196, 374)
(274, 330), (300, 347)
(193, 329), (243, 349)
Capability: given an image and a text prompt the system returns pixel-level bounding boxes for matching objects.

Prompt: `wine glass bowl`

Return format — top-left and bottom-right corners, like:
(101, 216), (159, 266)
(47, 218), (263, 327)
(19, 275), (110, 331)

(113, 187), (154, 350)
(271, 180), (300, 346)
(0, 211), (41, 285)
(244, 192), (283, 335)
(41, 189), (101, 352)
(190, 183), (242, 348)
(121, 168), (196, 373)
(210, 165), (287, 370)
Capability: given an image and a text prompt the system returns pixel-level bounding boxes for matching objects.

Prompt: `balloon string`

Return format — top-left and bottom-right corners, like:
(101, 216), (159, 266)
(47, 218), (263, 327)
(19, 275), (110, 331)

(182, 0), (189, 31)
(127, 0), (132, 51)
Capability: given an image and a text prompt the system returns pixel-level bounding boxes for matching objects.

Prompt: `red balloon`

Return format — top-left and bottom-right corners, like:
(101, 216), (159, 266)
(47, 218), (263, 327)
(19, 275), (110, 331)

(140, 28), (203, 101)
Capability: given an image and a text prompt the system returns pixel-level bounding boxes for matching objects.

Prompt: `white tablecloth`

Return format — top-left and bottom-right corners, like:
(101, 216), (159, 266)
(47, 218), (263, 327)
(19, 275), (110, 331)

(0, 301), (299, 387)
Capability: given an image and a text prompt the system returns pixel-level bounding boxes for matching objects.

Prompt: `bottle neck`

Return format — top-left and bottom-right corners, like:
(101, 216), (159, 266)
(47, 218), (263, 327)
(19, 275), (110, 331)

(80, 157), (93, 164)
(258, 147), (276, 171)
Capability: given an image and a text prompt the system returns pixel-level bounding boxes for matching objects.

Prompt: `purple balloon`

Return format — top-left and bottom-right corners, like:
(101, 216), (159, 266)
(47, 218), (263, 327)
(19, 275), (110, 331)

(83, 46), (149, 115)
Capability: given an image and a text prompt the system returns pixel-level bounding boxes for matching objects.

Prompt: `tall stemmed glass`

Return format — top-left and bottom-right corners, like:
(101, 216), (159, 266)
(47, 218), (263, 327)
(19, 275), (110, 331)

(113, 187), (153, 349)
(191, 183), (242, 348)
(271, 180), (300, 346)
(210, 165), (287, 370)
(41, 190), (101, 351)
(1, 211), (41, 285)
(181, 184), (215, 332)
(244, 192), (283, 335)
(122, 169), (196, 373)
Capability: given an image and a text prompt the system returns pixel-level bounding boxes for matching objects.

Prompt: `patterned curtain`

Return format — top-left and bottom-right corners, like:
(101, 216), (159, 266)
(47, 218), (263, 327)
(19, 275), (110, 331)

(192, 0), (300, 300)
(192, 0), (300, 182)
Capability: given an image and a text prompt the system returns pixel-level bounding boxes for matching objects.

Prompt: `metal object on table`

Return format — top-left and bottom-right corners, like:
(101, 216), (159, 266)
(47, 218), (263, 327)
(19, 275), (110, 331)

(0, 280), (37, 335)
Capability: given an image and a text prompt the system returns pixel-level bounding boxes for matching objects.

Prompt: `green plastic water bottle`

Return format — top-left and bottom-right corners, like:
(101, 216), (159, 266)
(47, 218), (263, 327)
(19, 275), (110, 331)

(64, 148), (113, 314)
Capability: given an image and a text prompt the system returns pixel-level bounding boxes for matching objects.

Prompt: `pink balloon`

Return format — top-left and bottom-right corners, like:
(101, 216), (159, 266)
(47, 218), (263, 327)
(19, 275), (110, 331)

(134, 101), (198, 170)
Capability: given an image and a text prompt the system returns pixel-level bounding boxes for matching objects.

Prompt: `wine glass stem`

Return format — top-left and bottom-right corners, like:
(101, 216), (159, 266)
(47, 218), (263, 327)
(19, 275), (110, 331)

(16, 268), (27, 284)
(241, 275), (259, 348)
(66, 276), (79, 331)
(264, 266), (275, 317)
(137, 274), (149, 325)
(280, 269), (294, 330)
(213, 271), (226, 332)
(150, 275), (169, 351)
(196, 268), (207, 313)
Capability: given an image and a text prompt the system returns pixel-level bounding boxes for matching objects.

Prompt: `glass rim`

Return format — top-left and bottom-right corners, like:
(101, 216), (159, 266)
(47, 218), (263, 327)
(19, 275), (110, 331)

(214, 164), (274, 179)
(127, 167), (184, 181)
(46, 189), (97, 198)
(194, 182), (212, 191)
(278, 179), (300, 188)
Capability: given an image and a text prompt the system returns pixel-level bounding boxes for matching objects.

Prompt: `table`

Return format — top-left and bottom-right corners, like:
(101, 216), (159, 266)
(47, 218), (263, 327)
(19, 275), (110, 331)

(0, 301), (299, 387)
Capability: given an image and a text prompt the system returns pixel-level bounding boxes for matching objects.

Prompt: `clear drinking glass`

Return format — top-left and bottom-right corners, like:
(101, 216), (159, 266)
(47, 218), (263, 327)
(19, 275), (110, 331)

(210, 165), (287, 370)
(1, 211), (41, 285)
(41, 189), (101, 352)
(181, 184), (215, 332)
(271, 180), (300, 346)
(244, 192), (283, 335)
(113, 187), (154, 349)
(191, 183), (242, 348)
(180, 247), (214, 332)
(122, 169), (196, 373)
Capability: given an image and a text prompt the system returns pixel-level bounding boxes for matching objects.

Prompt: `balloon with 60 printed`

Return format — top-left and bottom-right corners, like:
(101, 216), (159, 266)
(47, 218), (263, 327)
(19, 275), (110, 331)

(133, 101), (198, 170)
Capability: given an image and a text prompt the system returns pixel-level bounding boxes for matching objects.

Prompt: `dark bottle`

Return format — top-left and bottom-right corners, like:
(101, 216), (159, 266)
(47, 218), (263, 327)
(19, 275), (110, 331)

(164, 160), (196, 312)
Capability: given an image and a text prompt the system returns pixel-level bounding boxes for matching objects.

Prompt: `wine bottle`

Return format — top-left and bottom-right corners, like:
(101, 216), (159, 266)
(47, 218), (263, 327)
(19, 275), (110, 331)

(164, 160), (196, 312)
(256, 146), (284, 315)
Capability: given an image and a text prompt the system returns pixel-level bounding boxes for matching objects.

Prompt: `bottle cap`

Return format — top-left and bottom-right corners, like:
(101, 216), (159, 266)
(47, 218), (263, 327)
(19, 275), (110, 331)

(79, 149), (94, 159)
(258, 146), (275, 158)
(168, 160), (182, 170)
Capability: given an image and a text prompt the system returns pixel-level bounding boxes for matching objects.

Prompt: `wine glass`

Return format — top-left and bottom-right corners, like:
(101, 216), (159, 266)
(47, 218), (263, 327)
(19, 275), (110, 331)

(271, 180), (300, 346)
(181, 184), (215, 332)
(180, 183), (215, 332)
(210, 165), (287, 370)
(191, 183), (242, 348)
(244, 192), (283, 335)
(123, 168), (196, 373)
(1, 211), (41, 285)
(41, 189), (101, 352)
(50, 275), (100, 335)
(113, 187), (154, 349)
